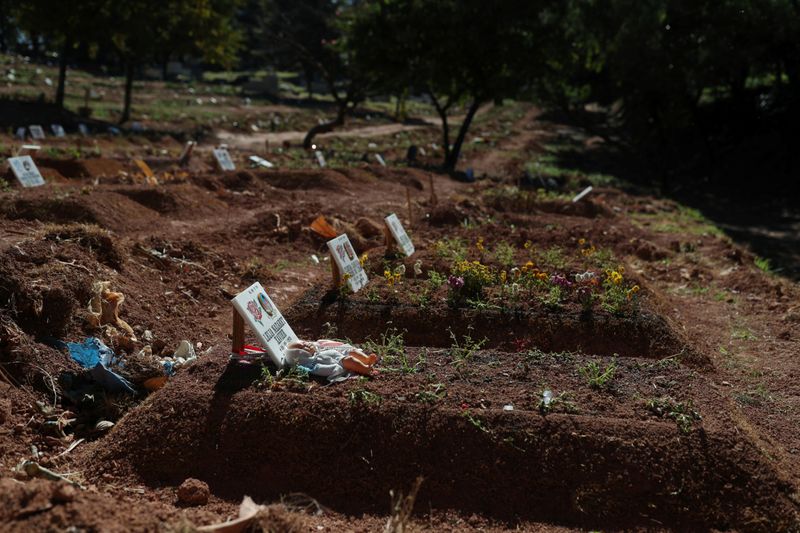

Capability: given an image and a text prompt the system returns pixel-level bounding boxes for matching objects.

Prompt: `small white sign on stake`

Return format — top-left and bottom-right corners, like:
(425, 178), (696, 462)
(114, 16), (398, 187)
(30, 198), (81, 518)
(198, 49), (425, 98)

(327, 234), (368, 292)
(375, 153), (386, 167)
(231, 281), (298, 367)
(385, 213), (415, 256)
(15, 127), (26, 140)
(51, 124), (66, 137)
(7, 156), (45, 187)
(213, 147), (236, 171)
(572, 185), (593, 203)
(29, 125), (45, 140)
(315, 150), (326, 168)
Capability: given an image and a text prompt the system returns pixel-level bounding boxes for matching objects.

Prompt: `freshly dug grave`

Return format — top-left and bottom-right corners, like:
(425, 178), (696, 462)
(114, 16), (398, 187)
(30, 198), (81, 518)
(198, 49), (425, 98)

(285, 284), (703, 363)
(35, 157), (125, 179)
(87, 348), (798, 531)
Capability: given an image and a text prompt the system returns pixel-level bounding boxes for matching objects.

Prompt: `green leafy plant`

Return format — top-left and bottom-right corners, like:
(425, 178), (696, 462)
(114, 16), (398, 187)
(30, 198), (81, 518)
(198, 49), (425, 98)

(579, 359), (617, 390)
(448, 327), (487, 367)
(492, 241), (516, 268)
(462, 411), (489, 433)
(348, 387), (382, 406)
(646, 397), (701, 434)
(434, 237), (467, 262)
(415, 383), (447, 403)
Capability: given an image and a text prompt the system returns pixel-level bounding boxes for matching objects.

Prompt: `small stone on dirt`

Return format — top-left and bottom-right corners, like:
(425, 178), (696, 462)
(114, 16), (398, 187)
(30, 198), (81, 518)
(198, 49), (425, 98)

(177, 478), (209, 506)
(51, 483), (77, 503)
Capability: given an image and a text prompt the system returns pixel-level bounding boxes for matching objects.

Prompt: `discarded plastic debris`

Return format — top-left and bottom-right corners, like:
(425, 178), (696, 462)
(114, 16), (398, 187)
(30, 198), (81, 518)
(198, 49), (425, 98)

(249, 155), (274, 168)
(65, 337), (135, 393)
(284, 339), (377, 382)
(309, 215), (338, 239)
(572, 185), (593, 203)
(503, 404), (514, 411)
(542, 390), (553, 407)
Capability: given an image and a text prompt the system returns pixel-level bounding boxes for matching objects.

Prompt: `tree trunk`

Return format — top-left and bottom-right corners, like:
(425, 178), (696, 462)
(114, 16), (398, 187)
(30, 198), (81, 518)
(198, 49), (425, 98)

(444, 99), (481, 172)
(303, 101), (347, 148)
(55, 39), (69, 109)
(305, 70), (314, 101)
(120, 61), (135, 124)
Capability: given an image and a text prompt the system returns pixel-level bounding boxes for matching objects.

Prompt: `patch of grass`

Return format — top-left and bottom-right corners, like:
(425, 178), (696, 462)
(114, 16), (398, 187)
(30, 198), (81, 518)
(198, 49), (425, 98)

(434, 237), (467, 262)
(364, 328), (406, 364)
(754, 256), (772, 273)
(645, 397), (701, 433)
(492, 241), (516, 268)
(734, 384), (773, 407)
(538, 246), (567, 270)
(579, 359), (617, 390)
(731, 327), (757, 341)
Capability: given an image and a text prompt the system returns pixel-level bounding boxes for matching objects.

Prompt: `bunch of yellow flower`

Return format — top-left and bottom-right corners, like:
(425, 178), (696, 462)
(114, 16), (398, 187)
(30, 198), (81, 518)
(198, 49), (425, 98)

(604, 269), (624, 286)
(359, 253), (369, 267)
(476, 237), (485, 253)
(626, 285), (640, 300)
(578, 238), (596, 257)
(384, 269), (402, 287)
(453, 260), (494, 285)
(521, 260), (536, 273)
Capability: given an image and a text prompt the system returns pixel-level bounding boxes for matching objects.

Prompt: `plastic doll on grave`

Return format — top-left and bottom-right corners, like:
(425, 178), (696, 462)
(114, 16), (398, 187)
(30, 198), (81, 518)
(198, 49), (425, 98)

(284, 339), (377, 382)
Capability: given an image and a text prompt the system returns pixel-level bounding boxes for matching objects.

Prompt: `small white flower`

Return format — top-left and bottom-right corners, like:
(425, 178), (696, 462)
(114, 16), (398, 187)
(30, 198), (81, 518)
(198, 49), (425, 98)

(394, 264), (406, 276)
(413, 260), (423, 276)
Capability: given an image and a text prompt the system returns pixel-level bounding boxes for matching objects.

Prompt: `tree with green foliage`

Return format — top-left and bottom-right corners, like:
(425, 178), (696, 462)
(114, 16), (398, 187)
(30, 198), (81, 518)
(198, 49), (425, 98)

(347, 0), (564, 172)
(16, 1), (109, 109)
(108, 0), (242, 123)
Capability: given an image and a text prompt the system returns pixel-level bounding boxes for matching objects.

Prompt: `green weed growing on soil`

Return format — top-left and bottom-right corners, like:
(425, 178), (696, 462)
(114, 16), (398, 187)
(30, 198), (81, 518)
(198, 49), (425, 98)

(415, 383), (447, 403)
(579, 359), (617, 390)
(448, 327), (487, 367)
(646, 397), (701, 433)
(754, 256), (772, 273)
(348, 387), (382, 406)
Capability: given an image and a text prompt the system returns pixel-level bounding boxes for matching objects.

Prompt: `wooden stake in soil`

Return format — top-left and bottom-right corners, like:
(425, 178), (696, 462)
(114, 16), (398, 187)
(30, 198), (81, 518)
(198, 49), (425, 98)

(406, 188), (413, 228)
(330, 252), (341, 287)
(231, 308), (245, 354)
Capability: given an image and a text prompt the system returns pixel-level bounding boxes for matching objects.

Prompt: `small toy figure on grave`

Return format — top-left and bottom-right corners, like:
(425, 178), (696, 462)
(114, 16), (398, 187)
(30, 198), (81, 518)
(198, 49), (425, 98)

(284, 339), (377, 381)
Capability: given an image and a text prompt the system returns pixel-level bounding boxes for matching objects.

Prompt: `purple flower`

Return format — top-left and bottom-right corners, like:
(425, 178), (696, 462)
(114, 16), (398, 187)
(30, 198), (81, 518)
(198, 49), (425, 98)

(448, 275), (465, 289)
(550, 274), (572, 288)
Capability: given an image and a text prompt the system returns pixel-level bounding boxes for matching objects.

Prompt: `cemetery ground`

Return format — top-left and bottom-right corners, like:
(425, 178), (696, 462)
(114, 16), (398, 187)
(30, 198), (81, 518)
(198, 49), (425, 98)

(1, 78), (800, 530)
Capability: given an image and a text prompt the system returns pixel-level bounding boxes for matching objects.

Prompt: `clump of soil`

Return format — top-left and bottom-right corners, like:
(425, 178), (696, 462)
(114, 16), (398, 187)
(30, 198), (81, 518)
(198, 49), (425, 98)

(41, 223), (124, 270)
(177, 478), (210, 506)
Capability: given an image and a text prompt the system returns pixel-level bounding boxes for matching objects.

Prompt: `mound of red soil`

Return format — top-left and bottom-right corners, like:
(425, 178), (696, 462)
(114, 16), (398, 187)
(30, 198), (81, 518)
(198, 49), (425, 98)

(86, 350), (798, 531)
(36, 158), (125, 179)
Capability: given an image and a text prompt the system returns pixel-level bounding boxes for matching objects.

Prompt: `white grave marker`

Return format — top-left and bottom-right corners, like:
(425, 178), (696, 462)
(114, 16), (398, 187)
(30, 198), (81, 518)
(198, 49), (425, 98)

(231, 281), (298, 366)
(375, 153), (386, 167)
(385, 213), (415, 256)
(315, 150), (326, 168)
(15, 127), (26, 140)
(178, 141), (195, 165)
(571, 185), (593, 203)
(327, 234), (368, 292)
(50, 124), (66, 137)
(249, 155), (274, 168)
(7, 156), (45, 187)
(213, 147), (236, 171)
(29, 125), (45, 140)
(78, 124), (89, 136)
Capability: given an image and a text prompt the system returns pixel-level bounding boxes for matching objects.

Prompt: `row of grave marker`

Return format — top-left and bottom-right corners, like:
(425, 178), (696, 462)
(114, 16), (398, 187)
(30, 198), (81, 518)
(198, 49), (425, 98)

(231, 213), (415, 366)
(16, 124), (86, 140)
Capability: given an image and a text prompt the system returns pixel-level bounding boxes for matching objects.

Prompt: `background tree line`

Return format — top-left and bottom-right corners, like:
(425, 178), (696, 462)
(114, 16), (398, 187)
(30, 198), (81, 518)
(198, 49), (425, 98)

(2, 0), (797, 182)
